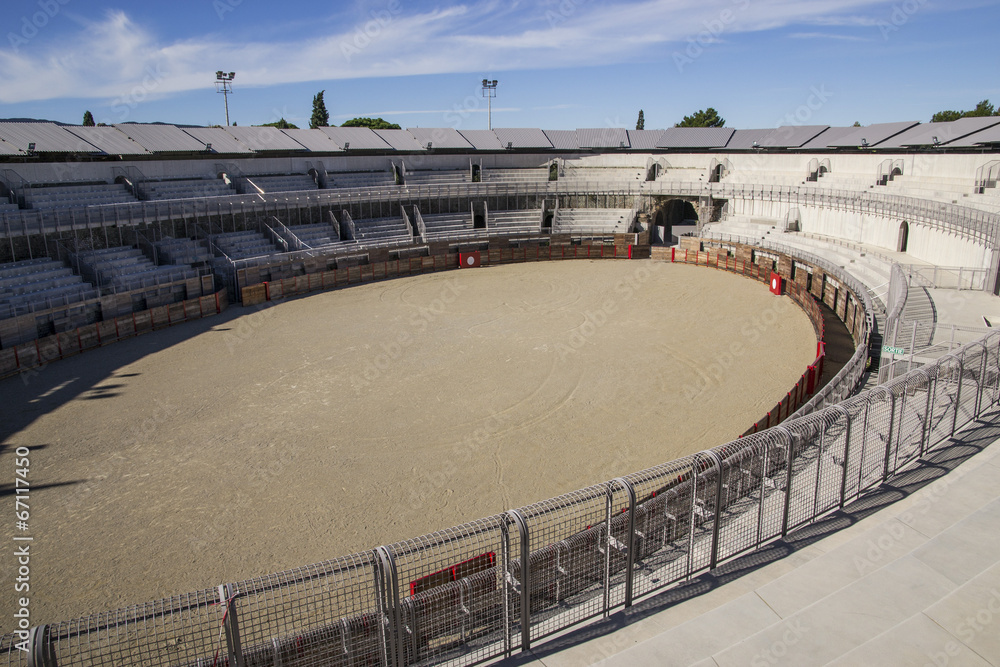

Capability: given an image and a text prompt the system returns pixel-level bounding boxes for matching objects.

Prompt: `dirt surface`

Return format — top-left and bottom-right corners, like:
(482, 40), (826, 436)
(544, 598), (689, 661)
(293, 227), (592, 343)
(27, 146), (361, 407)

(0, 259), (817, 628)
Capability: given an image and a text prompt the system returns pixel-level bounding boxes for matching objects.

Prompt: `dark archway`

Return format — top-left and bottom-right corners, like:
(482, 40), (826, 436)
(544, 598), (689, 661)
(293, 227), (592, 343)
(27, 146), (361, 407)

(473, 214), (485, 229)
(890, 167), (902, 180)
(548, 163), (559, 181)
(897, 221), (909, 253)
(542, 212), (553, 231)
(652, 199), (698, 245)
(471, 164), (481, 183)
(709, 164), (725, 183)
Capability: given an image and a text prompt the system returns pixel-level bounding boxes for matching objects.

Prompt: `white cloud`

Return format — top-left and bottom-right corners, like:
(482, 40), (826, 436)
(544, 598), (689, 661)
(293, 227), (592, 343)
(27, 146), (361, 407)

(0, 0), (951, 104)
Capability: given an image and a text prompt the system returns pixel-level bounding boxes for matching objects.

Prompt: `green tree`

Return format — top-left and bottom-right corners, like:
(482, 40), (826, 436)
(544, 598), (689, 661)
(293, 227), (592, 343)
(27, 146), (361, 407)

(852, 121), (862, 127)
(636, 109), (645, 131)
(258, 118), (298, 129)
(930, 99), (998, 123)
(931, 110), (963, 123)
(310, 90), (330, 129)
(675, 108), (725, 128)
(82, 110), (95, 127)
(341, 117), (402, 130)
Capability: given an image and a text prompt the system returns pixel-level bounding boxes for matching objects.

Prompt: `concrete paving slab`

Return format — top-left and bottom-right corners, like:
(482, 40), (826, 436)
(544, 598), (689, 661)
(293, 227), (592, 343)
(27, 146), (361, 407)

(911, 497), (1000, 586)
(827, 613), (992, 667)
(924, 562), (1000, 665)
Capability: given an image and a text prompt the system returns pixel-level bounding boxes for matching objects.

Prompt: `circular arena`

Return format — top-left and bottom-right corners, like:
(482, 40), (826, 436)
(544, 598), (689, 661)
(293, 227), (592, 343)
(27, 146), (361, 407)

(1, 122), (999, 666)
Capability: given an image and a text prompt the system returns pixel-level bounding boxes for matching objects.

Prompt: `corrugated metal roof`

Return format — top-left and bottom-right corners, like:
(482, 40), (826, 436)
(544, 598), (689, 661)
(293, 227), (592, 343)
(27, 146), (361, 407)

(760, 125), (829, 148)
(277, 129), (343, 152)
(0, 122), (101, 153)
(544, 130), (579, 150)
(948, 123), (1000, 147)
(182, 127), (252, 154)
(625, 130), (665, 150)
(823, 121), (919, 147)
(375, 129), (425, 151)
(576, 127), (629, 149)
(0, 138), (22, 155)
(407, 127), (473, 150)
(66, 126), (149, 155)
(656, 127), (735, 148)
(319, 126), (392, 150)
(798, 126), (857, 150)
(224, 126), (306, 152)
(458, 130), (504, 150)
(882, 117), (1000, 148)
(724, 129), (774, 151)
(493, 128), (553, 149)
(114, 124), (208, 152)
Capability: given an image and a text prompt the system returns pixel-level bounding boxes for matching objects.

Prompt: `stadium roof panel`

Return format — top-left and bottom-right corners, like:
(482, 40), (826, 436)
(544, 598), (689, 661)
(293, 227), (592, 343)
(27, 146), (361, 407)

(544, 130), (579, 150)
(276, 129), (343, 153)
(657, 127), (735, 149)
(883, 117), (1000, 148)
(181, 127), (252, 154)
(224, 126), (307, 152)
(0, 122), (101, 154)
(493, 128), (553, 149)
(114, 124), (208, 153)
(319, 126), (392, 151)
(949, 123), (1000, 147)
(0, 138), (22, 155)
(458, 130), (505, 150)
(407, 127), (474, 150)
(64, 126), (149, 155)
(760, 125), (830, 148)
(798, 126), (859, 150)
(824, 121), (920, 147)
(376, 129), (425, 151)
(724, 129), (774, 151)
(625, 130), (666, 150)
(576, 127), (629, 149)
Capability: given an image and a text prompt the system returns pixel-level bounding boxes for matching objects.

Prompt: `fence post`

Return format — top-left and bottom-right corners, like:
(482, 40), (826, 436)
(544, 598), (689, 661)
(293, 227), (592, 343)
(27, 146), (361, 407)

(776, 426), (795, 538)
(374, 546), (403, 667)
(27, 624), (56, 667)
(506, 509), (531, 652)
(881, 389), (898, 482)
(613, 477), (638, 608)
(218, 584), (245, 667)
(951, 357), (965, 438)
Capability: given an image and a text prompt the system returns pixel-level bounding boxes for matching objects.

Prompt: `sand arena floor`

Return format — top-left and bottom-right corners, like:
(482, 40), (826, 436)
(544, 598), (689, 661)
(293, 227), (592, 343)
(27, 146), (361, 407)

(0, 259), (817, 627)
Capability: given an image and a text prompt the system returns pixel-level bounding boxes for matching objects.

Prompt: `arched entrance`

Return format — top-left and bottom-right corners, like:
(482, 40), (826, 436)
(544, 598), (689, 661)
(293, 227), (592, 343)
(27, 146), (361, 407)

(897, 221), (909, 253)
(652, 199), (698, 245)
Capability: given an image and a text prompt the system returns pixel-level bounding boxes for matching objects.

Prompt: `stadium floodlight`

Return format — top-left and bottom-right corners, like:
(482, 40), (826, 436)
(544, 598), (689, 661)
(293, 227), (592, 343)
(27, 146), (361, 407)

(932, 136), (940, 146)
(343, 142), (350, 151)
(215, 71), (236, 126)
(205, 143), (212, 152)
(860, 137), (869, 148)
(27, 142), (35, 153)
(481, 78), (498, 130)
(426, 142), (433, 150)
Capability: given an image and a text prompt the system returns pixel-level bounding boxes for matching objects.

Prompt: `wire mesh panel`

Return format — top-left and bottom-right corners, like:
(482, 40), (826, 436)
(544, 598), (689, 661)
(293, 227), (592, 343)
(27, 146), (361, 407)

(837, 395), (869, 503)
(957, 344), (986, 432)
(710, 433), (783, 562)
(852, 388), (895, 495)
(621, 456), (698, 600)
(980, 333), (1000, 411)
(516, 484), (611, 642)
(929, 358), (962, 445)
(688, 452), (723, 573)
(784, 407), (850, 531)
(231, 552), (382, 667)
(387, 515), (513, 667)
(45, 588), (223, 667)
(0, 632), (29, 667)
(890, 371), (932, 475)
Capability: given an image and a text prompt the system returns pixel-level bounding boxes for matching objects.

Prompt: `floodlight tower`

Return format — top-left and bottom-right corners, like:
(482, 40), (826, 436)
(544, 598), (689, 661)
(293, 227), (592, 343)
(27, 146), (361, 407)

(481, 78), (498, 131)
(215, 71), (236, 126)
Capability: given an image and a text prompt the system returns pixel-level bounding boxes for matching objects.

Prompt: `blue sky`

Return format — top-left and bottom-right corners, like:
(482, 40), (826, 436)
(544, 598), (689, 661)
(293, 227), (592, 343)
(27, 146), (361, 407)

(1, 0), (998, 130)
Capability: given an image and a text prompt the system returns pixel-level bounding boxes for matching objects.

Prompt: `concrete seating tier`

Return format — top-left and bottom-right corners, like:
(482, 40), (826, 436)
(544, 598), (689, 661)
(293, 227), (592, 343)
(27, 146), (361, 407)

(653, 168), (708, 183)
(404, 170), (469, 185)
(352, 216), (413, 241)
(0, 202), (19, 213)
(0, 258), (98, 319)
(421, 213), (480, 239)
(143, 178), (233, 200)
(72, 246), (197, 291)
(553, 208), (634, 234)
(23, 183), (137, 210)
(282, 223), (341, 249)
(559, 167), (644, 183)
(211, 231), (281, 260)
(483, 169), (550, 184)
(328, 172), (398, 189)
(154, 237), (214, 265)
(243, 174), (317, 194)
(489, 209), (543, 233)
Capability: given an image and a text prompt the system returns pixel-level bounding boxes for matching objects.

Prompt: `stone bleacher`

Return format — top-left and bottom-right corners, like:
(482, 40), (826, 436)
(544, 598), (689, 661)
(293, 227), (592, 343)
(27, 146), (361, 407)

(0, 258), (98, 321)
(328, 171), (398, 189)
(483, 168), (550, 184)
(155, 237), (214, 266)
(22, 182), (137, 210)
(72, 246), (197, 293)
(559, 167), (645, 183)
(211, 231), (281, 261)
(421, 213), (480, 240)
(0, 201), (19, 213)
(488, 209), (542, 233)
(404, 170), (469, 186)
(143, 178), (233, 201)
(553, 208), (634, 235)
(281, 223), (341, 249)
(351, 216), (413, 242)
(242, 174), (318, 194)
